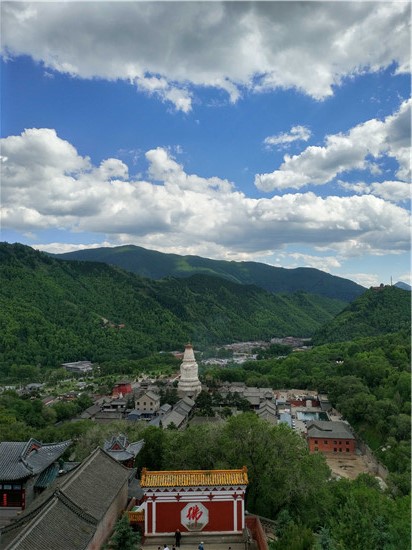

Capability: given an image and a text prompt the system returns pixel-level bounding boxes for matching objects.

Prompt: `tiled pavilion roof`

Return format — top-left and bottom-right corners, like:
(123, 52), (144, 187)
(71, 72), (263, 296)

(0, 439), (71, 481)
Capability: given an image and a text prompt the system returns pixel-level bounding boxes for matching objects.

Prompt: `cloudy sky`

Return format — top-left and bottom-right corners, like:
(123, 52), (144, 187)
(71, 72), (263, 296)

(1, 1), (410, 287)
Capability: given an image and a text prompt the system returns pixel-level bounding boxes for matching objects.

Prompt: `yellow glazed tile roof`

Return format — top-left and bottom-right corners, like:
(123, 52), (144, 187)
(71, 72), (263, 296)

(140, 467), (248, 488)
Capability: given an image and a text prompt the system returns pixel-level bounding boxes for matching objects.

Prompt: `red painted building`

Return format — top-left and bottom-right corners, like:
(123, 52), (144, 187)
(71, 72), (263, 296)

(307, 421), (356, 454)
(140, 468), (248, 536)
(112, 380), (132, 397)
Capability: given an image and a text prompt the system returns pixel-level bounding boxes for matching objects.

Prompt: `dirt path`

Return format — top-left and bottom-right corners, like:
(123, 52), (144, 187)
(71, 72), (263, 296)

(325, 454), (385, 486)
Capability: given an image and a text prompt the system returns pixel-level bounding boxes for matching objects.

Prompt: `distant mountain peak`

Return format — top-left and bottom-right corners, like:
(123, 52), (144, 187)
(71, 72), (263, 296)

(395, 281), (411, 291)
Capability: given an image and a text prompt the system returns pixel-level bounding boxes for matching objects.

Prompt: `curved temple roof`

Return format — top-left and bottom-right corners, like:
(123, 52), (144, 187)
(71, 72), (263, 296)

(0, 439), (72, 481)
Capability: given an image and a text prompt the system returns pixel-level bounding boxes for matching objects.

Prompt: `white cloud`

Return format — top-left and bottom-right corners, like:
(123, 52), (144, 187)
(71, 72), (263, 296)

(255, 99), (411, 191)
(1, 128), (410, 262)
(342, 272), (382, 288)
(1, 2), (410, 110)
(285, 253), (341, 272)
(264, 126), (312, 149)
(33, 241), (113, 254)
(340, 180), (411, 202)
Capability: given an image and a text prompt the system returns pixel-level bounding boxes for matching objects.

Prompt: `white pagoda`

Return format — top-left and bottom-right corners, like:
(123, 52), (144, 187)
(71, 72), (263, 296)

(177, 344), (202, 397)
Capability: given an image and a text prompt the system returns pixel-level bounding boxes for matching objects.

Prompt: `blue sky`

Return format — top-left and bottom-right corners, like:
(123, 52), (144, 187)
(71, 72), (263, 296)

(1, 1), (411, 287)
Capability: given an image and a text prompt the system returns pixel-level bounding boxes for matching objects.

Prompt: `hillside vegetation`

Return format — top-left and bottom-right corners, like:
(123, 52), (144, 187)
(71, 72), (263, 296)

(313, 285), (411, 344)
(206, 330), (411, 496)
(52, 244), (365, 301)
(0, 243), (345, 367)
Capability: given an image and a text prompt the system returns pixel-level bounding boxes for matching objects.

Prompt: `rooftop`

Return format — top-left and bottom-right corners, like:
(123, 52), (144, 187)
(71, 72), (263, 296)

(306, 420), (355, 440)
(0, 439), (71, 481)
(141, 467), (248, 488)
(0, 448), (132, 549)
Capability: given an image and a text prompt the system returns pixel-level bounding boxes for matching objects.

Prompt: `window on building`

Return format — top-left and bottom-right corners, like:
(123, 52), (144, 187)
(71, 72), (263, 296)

(346, 441), (350, 445)
(334, 448), (337, 452)
(339, 448), (342, 452)
(333, 440), (337, 444)
(324, 440), (328, 445)
(314, 447), (318, 451)
(314, 440), (318, 444)
(346, 448), (350, 452)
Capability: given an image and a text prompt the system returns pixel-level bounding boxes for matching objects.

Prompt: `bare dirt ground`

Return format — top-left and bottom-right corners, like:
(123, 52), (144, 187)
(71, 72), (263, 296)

(325, 453), (384, 484)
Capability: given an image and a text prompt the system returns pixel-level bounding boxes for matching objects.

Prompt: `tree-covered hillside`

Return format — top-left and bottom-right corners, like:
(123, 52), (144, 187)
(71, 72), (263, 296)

(0, 243), (345, 367)
(205, 330), (411, 496)
(52, 244), (365, 301)
(313, 286), (411, 344)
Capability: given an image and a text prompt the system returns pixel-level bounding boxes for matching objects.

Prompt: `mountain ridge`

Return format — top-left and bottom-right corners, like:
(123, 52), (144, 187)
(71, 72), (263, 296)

(313, 285), (411, 344)
(0, 242), (346, 366)
(51, 244), (365, 302)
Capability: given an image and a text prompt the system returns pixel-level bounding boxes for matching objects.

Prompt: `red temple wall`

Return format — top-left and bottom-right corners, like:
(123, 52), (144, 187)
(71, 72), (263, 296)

(308, 437), (356, 454)
(147, 501), (153, 533)
(112, 383), (132, 396)
(237, 500), (243, 529)
(155, 500), (234, 533)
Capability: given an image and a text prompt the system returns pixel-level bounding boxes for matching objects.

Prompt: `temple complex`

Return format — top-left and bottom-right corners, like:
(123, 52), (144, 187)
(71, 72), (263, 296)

(140, 467), (248, 536)
(177, 344), (202, 398)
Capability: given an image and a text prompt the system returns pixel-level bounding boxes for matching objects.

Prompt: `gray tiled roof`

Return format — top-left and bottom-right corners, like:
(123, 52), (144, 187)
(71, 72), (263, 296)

(80, 403), (101, 418)
(174, 397), (195, 416)
(127, 409), (142, 421)
(162, 410), (186, 429)
(60, 448), (132, 520)
(243, 395), (260, 406)
(34, 463), (59, 489)
(0, 439), (71, 481)
(306, 421), (355, 440)
(0, 448), (132, 549)
(258, 401), (277, 413)
(137, 390), (160, 402)
(1, 491), (98, 550)
(103, 436), (144, 462)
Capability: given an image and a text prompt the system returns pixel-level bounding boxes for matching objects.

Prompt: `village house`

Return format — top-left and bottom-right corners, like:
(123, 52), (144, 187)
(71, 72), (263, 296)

(161, 409), (187, 429)
(134, 391), (160, 418)
(306, 420), (356, 454)
(61, 361), (93, 374)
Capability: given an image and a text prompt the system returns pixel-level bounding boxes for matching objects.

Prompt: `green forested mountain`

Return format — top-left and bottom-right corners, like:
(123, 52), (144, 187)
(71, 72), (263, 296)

(0, 243), (345, 367)
(313, 286), (411, 344)
(51, 244), (365, 301)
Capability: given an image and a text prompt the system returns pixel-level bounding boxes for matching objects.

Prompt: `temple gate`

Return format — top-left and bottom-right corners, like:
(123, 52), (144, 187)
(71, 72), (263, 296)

(140, 468), (248, 536)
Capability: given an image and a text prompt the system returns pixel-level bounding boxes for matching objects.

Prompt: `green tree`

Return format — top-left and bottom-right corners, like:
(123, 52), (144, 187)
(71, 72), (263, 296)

(107, 514), (140, 550)
(271, 523), (315, 550)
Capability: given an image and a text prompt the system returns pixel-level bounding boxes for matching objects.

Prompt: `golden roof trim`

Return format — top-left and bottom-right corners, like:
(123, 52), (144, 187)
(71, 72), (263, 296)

(140, 467), (248, 488)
